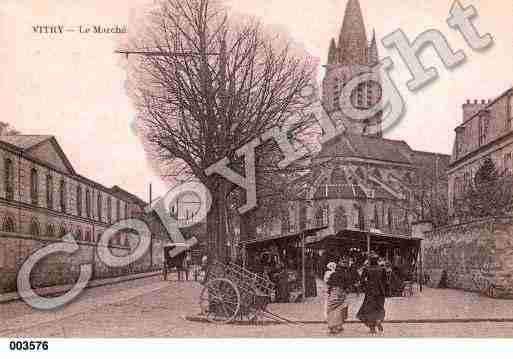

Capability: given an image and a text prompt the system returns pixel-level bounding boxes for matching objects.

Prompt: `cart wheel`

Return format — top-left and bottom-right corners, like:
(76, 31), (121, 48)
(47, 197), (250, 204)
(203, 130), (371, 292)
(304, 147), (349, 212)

(200, 278), (241, 324)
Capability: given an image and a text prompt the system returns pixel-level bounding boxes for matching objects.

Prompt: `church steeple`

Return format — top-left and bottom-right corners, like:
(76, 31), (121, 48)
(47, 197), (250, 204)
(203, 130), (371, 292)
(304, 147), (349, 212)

(328, 38), (338, 64)
(368, 29), (378, 65)
(338, 0), (368, 65)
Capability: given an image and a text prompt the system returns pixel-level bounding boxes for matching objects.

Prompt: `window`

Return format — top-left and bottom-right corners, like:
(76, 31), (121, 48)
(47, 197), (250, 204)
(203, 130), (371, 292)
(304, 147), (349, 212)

(125, 202), (128, 219)
(2, 217), (15, 232)
(60, 179), (67, 213)
(30, 219), (40, 236)
(387, 207), (393, 228)
(4, 159), (13, 201)
(46, 175), (53, 209)
(334, 206), (348, 233)
(507, 95), (513, 130)
(107, 197), (112, 223)
(116, 200), (120, 222)
(356, 206), (365, 230)
(30, 168), (38, 205)
(373, 205), (379, 229)
(46, 224), (55, 237)
(504, 153), (512, 175)
(85, 189), (91, 218)
(85, 231), (91, 242)
(76, 186), (82, 217)
(97, 193), (102, 221)
(97, 232), (102, 243)
(479, 113), (489, 146)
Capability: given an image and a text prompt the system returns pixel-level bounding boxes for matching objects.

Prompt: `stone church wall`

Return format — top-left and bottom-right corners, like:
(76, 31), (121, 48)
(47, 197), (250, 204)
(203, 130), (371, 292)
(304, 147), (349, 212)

(419, 217), (513, 298)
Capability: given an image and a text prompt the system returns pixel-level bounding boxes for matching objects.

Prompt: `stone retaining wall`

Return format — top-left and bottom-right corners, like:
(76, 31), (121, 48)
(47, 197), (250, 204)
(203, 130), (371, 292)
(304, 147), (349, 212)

(0, 232), (161, 294)
(419, 217), (513, 298)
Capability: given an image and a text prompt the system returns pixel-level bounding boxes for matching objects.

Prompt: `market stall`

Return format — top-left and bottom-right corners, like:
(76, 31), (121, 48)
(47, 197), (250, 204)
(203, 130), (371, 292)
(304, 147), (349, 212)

(307, 229), (423, 293)
(239, 226), (327, 302)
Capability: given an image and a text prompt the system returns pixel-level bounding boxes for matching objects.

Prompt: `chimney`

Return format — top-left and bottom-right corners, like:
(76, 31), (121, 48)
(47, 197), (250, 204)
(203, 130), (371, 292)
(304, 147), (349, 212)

(462, 99), (488, 123)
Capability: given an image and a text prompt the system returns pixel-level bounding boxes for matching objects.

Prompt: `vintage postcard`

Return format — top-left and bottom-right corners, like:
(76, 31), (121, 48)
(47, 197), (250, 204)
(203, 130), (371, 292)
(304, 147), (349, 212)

(1, 0), (513, 348)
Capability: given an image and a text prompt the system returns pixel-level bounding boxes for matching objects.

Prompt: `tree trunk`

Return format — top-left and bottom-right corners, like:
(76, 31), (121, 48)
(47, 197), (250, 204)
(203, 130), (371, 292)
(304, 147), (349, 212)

(239, 208), (257, 244)
(206, 180), (229, 263)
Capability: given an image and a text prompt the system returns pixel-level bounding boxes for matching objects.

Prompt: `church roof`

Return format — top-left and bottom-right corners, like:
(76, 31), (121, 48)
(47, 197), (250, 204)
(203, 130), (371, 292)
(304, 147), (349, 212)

(317, 134), (414, 165)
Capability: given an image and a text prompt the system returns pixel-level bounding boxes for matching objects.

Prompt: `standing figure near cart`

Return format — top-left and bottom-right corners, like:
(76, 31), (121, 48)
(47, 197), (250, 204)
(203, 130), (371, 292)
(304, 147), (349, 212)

(357, 253), (387, 334)
(325, 258), (352, 334)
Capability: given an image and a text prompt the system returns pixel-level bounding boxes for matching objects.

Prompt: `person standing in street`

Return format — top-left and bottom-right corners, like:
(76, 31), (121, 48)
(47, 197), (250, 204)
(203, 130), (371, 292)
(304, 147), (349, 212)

(325, 258), (352, 334)
(357, 252), (387, 334)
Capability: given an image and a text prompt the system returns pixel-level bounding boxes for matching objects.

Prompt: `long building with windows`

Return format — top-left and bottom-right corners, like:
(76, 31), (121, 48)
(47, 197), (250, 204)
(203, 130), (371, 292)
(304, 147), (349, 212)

(0, 135), (163, 293)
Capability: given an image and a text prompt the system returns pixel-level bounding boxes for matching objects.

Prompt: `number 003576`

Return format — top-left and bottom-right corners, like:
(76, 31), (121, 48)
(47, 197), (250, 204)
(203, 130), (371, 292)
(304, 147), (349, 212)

(9, 340), (49, 351)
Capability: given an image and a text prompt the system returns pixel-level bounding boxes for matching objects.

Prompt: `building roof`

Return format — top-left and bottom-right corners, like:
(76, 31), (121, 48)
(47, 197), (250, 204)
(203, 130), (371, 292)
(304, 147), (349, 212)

(0, 135), (53, 150)
(0, 134), (145, 205)
(317, 134), (415, 165)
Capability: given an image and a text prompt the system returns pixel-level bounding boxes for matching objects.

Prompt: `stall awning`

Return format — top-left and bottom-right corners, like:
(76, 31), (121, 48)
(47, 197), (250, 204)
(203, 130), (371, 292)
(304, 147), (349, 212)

(240, 226), (328, 250)
(307, 228), (422, 249)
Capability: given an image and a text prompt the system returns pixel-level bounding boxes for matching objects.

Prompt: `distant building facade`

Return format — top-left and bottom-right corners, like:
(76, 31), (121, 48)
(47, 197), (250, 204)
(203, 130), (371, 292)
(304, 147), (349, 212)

(448, 87), (513, 215)
(0, 135), (165, 293)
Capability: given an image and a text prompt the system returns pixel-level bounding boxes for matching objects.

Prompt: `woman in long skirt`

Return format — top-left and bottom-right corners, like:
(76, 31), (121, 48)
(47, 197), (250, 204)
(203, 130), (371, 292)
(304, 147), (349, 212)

(357, 254), (387, 334)
(325, 260), (352, 334)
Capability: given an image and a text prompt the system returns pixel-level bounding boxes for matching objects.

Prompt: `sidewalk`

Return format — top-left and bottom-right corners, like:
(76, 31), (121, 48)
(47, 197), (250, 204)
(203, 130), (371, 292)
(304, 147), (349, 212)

(0, 270), (162, 304)
(267, 280), (513, 323)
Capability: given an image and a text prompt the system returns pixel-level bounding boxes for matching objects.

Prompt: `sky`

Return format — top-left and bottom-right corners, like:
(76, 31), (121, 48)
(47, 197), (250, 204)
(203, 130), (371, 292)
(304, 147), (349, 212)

(1, 0), (512, 200)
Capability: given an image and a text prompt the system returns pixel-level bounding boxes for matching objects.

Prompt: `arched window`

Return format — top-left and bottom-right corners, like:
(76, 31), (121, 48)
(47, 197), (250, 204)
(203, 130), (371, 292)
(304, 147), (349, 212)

(314, 205), (329, 227)
(97, 193), (102, 221)
(60, 179), (67, 213)
(334, 206), (347, 233)
(30, 218), (40, 236)
(357, 206), (365, 230)
(388, 207), (393, 228)
(30, 168), (39, 205)
(46, 175), (53, 209)
(76, 185), (82, 217)
(107, 197), (112, 223)
(280, 207), (290, 234)
(125, 202), (128, 219)
(85, 231), (91, 242)
(299, 203), (307, 230)
(85, 189), (91, 218)
(2, 216), (15, 232)
(314, 207), (323, 227)
(76, 229), (82, 241)
(116, 200), (120, 222)
(374, 205), (380, 229)
(4, 158), (14, 201)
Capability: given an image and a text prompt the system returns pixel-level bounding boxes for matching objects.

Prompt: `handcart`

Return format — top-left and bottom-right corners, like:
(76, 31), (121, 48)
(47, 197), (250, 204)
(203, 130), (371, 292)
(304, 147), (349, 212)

(200, 260), (289, 324)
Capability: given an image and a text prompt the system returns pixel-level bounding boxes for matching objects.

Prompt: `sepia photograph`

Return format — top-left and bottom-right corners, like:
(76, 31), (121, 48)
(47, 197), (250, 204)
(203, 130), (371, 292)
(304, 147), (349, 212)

(1, 0), (513, 351)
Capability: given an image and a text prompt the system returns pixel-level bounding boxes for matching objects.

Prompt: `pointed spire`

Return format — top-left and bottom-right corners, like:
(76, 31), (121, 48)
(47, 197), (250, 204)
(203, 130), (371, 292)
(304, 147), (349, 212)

(368, 29), (378, 65)
(338, 0), (368, 65)
(328, 38), (338, 64)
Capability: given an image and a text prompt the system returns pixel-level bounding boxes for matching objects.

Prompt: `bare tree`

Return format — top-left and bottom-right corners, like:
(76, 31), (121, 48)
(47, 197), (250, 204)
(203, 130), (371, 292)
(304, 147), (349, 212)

(126, 0), (317, 261)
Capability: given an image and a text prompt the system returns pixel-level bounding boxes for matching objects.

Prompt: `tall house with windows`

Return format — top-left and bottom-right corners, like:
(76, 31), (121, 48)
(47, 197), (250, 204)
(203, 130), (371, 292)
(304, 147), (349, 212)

(0, 135), (146, 247)
(448, 87), (513, 214)
(322, 0), (382, 137)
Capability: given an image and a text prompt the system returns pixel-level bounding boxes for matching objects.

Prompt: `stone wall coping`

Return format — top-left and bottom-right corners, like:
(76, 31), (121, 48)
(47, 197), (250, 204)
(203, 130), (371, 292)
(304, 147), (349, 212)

(424, 216), (513, 236)
(0, 231), (129, 250)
